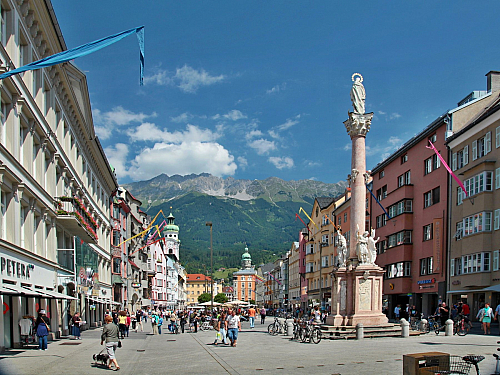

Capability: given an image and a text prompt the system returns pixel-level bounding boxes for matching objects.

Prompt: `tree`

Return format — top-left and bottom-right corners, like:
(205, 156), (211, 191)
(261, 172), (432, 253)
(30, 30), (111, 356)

(214, 293), (228, 304)
(198, 293), (211, 304)
(249, 299), (256, 305)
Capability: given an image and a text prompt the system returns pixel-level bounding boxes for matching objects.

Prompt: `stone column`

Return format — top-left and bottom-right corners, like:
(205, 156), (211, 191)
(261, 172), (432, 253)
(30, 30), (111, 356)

(0, 295), (5, 352)
(344, 112), (373, 260)
(50, 299), (60, 338)
(12, 296), (21, 348)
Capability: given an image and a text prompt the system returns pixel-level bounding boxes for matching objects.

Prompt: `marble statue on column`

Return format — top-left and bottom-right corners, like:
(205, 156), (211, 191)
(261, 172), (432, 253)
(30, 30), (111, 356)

(350, 73), (366, 115)
(336, 229), (348, 267)
(356, 225), (370, 264)
(367, 229), (380, 265)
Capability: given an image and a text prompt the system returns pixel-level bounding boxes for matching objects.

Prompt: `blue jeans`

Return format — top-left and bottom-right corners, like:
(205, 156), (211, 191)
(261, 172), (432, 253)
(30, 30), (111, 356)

(38, 335), (47, 350)
(219, 328), (228, 344)
(249, 316), (255, 328)
(227, 328), (238, 343)
(158, 325), (162, 334)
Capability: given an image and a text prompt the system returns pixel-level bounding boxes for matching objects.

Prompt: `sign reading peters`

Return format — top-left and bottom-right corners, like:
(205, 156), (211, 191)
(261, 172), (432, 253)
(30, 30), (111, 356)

(1, 257), (35, 279)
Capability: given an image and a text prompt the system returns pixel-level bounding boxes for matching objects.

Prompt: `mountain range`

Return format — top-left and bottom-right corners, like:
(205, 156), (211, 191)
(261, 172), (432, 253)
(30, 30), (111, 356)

(123, 174), (347, 273)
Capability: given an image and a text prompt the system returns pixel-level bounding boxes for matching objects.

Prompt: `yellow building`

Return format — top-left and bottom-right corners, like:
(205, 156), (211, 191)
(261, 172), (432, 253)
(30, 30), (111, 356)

(186, 274), (213, 306)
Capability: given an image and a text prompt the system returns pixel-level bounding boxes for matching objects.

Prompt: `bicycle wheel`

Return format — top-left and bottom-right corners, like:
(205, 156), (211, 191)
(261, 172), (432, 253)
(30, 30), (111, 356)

(267, 323), (275, 335)
(299, 328), (309, 343)
(311, 328), (322, 344)
(457, 323), (467, 336)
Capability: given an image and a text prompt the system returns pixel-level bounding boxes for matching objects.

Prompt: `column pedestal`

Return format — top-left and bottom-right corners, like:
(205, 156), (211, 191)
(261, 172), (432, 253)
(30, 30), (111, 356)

(326, 264), (388, 326)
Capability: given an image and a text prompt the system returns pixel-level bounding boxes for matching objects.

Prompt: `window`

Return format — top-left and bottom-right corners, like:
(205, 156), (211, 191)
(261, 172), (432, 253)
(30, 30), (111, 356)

(113, 257), (121, 274)
(306, 244), (314, 254)
(423, 224), (433, 241)
(376, 214), (387, 228)
(337, 216), (341, 225)
(398, 170), (411, 187)
(112, 230), (120, 246)
(321, 234), (329, 245)
(455, 221), (463, 241)
(401, 154), (408, 164)
(472, 132), (492, 161)
(463, 171), (493, 198)
(388, 199), (412, 218)
(385, 261), (411, 279)
(457, 187), (463, 205)
(495, 209), (500, 231)
(462, 211), (492, 236)
(494, 250), (499, 272)
(321, 256), (329, 268)
(460, 252), (491, 274)
(387, 230), (412, 248)
(496, 168), (500, 190)
(306, 262), (314, 273)
(379, 170), (385, 179)
(496, 126), (500, 148)
(429, 134), (437, 143)
(376, 240), (387, 255)
(425, 154), (440, 174)
(376, 185), (387, 201)
(420, 257), (433, 276)
(424, 187), (440, 208)
(0, 6), (8, 46)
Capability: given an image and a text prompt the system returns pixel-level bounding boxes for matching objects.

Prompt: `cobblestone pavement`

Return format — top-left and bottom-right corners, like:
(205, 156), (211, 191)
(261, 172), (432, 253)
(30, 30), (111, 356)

(1, 320), (499, 375)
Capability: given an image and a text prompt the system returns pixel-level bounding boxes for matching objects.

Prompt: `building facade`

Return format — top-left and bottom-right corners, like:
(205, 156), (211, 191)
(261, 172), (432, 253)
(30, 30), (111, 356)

(232, 246), (257, 302)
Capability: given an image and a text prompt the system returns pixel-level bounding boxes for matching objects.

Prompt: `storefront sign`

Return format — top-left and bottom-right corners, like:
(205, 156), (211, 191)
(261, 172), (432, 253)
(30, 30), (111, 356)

(1, 257), (34, 279)
(132, 282), (141, 288)
(452, 280), (461, 285)
(432, 218), (443, 273)
(417, 278), (436, 285)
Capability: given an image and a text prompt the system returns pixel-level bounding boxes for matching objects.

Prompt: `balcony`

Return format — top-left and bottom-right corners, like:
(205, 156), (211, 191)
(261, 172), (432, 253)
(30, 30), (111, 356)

(55, 197), (98, 244)
(57, 248), (74, 271)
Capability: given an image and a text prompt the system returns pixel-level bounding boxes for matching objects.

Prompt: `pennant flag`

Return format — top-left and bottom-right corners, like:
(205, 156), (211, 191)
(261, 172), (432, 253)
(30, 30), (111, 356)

(366, 185), (391, 220)
(0, 26), (145, 85)
(267, 272), (282, 286)
(427, 140), (468, 197)
(324, 214), (340, 231)
(295, 213), (312, 234)
(299, 207), (318, 229)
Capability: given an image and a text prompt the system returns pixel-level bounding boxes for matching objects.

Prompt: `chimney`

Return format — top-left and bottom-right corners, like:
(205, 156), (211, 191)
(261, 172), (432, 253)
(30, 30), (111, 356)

(486, 71), (500, 92)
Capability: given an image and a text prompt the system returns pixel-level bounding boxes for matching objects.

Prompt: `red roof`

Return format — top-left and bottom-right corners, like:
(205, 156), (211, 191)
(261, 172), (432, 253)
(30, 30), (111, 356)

(187, 274), (212, 282)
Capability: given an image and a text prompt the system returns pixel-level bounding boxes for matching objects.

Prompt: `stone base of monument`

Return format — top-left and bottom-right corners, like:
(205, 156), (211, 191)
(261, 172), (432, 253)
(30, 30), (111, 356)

(326, 263), (388, 327)
(319, 323), (402, 340)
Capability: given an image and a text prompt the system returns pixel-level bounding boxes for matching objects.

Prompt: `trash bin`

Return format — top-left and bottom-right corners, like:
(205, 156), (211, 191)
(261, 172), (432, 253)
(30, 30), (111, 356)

(403, 352), (449, 375)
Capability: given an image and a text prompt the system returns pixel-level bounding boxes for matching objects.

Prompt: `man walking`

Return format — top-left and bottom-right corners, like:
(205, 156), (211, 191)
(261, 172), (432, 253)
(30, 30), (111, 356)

(247, 306), (256, 328)
(260, 307), (266, 324)
(226, 309), (241, 347)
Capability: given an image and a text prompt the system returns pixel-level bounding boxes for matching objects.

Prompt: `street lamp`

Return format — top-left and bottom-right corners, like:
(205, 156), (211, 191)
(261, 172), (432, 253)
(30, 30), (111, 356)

(206, 222), (213, 311)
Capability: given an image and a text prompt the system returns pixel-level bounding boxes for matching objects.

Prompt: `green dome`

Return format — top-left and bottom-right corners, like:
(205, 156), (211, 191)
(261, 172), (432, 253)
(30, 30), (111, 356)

(242, 246), (251, 260)
(165, 224), (179, 232)
(164, 211), (179, 232)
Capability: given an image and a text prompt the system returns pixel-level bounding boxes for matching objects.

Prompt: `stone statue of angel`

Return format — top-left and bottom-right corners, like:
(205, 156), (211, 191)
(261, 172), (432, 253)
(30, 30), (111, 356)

(367, 228), (380, 265)
(356, 224), (370, 264)
(350, 73), (366, 115)
(336, 229), (348, 267)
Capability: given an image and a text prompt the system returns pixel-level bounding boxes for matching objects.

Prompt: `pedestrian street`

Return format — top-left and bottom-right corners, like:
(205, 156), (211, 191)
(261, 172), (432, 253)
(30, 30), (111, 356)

(1, 319), (499, 375)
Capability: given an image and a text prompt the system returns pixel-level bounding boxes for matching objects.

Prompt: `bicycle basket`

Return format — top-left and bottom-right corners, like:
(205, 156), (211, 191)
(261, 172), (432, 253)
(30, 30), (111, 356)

(423, 355), (472, 374)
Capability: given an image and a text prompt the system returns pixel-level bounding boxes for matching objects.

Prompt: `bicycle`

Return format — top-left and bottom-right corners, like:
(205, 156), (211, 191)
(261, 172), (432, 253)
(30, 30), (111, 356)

(298, 320), (322, 344)
(423, 355), (484, 374)
(200, 320), (215, 331)
(453, 314), (468, 336)
(268, 317), (285, 335)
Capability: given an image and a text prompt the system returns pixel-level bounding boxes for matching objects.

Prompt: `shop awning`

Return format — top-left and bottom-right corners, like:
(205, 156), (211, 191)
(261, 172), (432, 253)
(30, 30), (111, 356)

(482, 284), (500, 292)
(2, 284), (44, 296)
(38, 288), (77, 300)
(447, 288), (488, 294)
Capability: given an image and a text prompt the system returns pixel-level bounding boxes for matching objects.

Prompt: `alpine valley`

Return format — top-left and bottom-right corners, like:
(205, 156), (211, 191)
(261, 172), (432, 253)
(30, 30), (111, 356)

(123, 173), (347, 274)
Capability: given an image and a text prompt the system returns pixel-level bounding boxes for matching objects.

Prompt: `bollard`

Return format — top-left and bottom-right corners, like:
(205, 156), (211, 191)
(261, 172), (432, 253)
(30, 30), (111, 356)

(445, 319), (454, 336)
(401, 318), (409, 338)
(286, 320), (294, 336)
(356, 323), (364, 340)
(419, 319), (428, 332)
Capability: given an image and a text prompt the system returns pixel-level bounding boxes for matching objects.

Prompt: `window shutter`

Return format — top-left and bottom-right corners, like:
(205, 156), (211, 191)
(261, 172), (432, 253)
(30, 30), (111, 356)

(452, 153), (457, 171)
(497, 168), (500, 189)
(450, 259), (454, 277)
(463, 145), (468, 165)
(497, 126), (500, 148)
(472, 140), (477, 160)
(486, 131), (492, 154)
(495, 209), (500, 231)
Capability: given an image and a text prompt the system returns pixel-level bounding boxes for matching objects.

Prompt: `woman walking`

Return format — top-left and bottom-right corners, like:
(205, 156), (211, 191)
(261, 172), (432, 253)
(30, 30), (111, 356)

(101, 315), (120, 371)
(72, 312), (82, 340)
(477, 303), (494, 334)
(214, 312), (228, 345)
(35, 310), (50, 351)
(118, 311), (127, 339)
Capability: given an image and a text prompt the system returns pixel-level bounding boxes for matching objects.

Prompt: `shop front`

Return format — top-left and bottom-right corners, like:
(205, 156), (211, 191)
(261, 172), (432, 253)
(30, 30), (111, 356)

(0, 247), (75, 351)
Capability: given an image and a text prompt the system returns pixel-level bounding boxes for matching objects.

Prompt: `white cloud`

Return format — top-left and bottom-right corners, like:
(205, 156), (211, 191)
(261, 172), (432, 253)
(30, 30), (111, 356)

(212, 110), (247, 121)
(268, 130), (280, 139)
(343, 143), (351, 151)
(170, 112), (193, 123)
(144, 65), (225, 93)
(268, 156), (294, 169)
(245, 129), (263, 140)
(388, 136), (402, 146)
(378, 110), (386, 115)
(390, 112), (401, 120)
(248, 139), (276, 155)
(93, 106), (156, 140)
(126, 142), (237, 181)
(266, 82), (286, 95)
(237, 156), (248, 170)
(126, 123), (220, 143)
(277, 114), (301, 131)
(365, 136), (404, 162)
(305, 160), (321, 167)
(103, 143), (130, 179)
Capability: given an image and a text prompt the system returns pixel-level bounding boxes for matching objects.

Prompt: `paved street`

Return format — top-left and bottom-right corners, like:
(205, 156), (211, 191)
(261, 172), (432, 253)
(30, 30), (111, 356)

(1, 320), (499, 375)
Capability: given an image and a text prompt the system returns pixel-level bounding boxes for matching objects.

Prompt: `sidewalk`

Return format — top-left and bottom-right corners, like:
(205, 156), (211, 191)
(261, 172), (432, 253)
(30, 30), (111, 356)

(0, 320), (499, 374)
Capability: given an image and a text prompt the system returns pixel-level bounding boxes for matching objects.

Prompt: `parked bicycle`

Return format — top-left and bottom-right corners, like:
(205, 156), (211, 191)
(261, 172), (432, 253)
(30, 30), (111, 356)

(268, 317), (285, 335)
(298, 320), (322, 344)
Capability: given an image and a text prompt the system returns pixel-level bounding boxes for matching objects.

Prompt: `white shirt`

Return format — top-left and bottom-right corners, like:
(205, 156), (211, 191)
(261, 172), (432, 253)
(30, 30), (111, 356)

(226, 314), (240, 329)
(19, 318), (32, 335)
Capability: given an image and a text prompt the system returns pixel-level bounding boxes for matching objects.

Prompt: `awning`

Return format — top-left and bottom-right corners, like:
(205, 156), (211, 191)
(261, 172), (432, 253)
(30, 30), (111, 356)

(2, 284), (44, 296)
(112, 275), (124, 284)
(482, 284), (500, 292)
(34, 288), (77, 300)
(447, 288), (488, 294)
(0, 286), (17, 295)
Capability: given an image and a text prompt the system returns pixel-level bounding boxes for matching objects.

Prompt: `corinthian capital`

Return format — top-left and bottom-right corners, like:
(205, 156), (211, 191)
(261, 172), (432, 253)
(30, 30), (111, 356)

(343, 112), (374, 138)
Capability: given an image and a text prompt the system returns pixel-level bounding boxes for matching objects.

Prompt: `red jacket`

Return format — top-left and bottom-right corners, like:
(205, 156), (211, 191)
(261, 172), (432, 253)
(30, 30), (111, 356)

(126, 316), (131, 326)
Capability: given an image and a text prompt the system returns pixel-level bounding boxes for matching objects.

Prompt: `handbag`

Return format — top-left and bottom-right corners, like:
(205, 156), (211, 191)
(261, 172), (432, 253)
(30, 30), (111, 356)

(118, 340), (122, 348)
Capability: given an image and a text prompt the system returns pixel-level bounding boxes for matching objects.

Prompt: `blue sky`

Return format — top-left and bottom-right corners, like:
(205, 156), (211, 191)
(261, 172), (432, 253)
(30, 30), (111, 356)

(51, 0), (500, 184)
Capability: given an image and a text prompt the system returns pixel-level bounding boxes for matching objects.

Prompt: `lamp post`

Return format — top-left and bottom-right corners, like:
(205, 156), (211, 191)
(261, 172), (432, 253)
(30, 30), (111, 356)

(206, 222), (213, 311)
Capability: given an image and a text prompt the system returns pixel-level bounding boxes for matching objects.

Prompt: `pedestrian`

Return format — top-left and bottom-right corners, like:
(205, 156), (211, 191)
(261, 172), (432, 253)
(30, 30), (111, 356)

(394, 304), (401, 323)
(131, 314), (137, 332)
(225, 309), (241, 347)
(125, 313), (131, 337)
(438, 302), (450, 328)
(72, 312), (82, 340)
(112, 309), (118, 325)
(260, 306), (266, 324)
(169, 311), (177, 333)
(158, 315), (163, 334)
(179, 312), (187, 334)
(151, 312), (159, 335)
(35, 310), (50, 351)
(247, 306), (256, 329)
(118, 311), (127, 339)
(477, 303), (493, 334)
(136, 310), (143, 332)
(214, 312), (228, 345)
(192, 311), (198, 333)
(494, 303), (500, 334)
(313, 306), (321, 324)
(101, 315), (120, 371)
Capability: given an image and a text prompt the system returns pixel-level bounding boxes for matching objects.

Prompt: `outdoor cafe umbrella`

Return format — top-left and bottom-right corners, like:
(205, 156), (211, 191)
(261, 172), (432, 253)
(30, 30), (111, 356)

(198, 301), (222, 306)
(227, 300), (249, 306)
